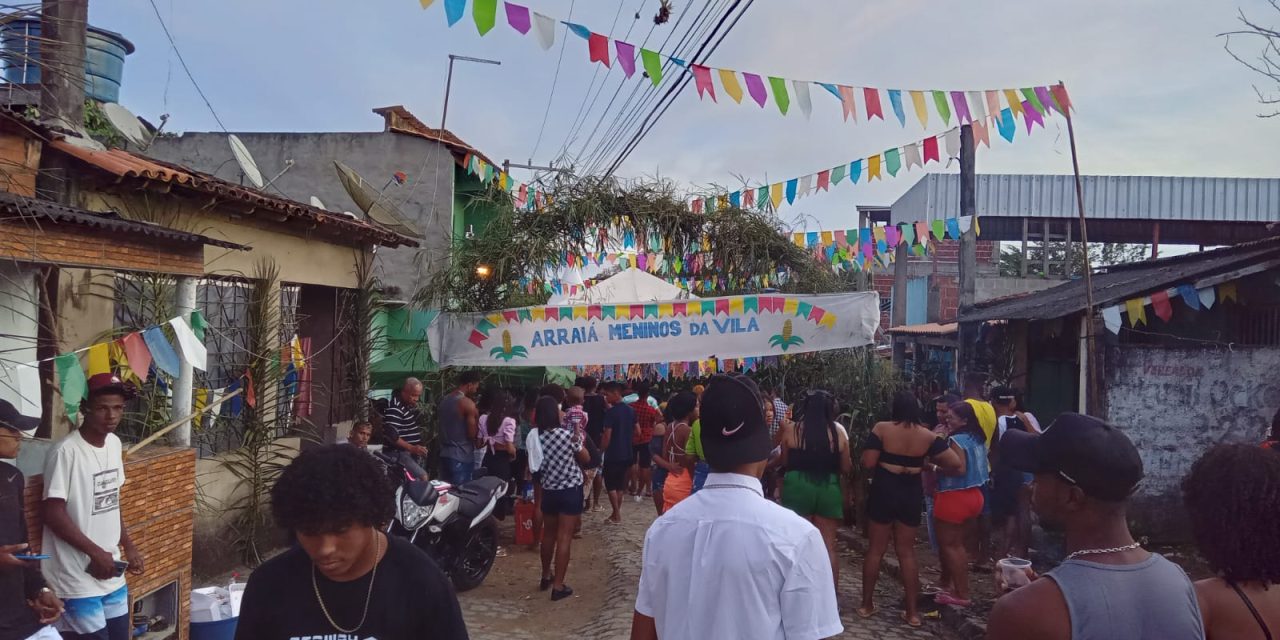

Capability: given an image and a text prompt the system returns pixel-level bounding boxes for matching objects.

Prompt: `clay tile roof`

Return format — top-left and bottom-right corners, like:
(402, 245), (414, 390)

(372, 105), (496, 167)
(0, 190), (248, 249)
(49, 140), (419, 248)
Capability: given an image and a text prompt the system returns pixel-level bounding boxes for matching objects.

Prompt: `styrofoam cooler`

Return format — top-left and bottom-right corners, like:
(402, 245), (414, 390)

(190, 588), (226, 624)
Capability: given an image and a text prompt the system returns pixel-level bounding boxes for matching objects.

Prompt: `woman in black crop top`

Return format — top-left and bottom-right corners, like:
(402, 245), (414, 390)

(858, 391), (963, 628)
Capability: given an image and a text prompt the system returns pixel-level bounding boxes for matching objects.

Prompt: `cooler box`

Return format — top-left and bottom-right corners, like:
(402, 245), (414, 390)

(514, 500), (536, 545)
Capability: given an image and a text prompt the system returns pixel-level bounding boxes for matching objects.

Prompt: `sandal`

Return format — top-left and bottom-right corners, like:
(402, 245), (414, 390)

(935, 592), (972, 608)
(900, 612), (923, 628)
(539, 576), (552, 591)
(551, 585), (574, 601)
(855, 606), (877, 619)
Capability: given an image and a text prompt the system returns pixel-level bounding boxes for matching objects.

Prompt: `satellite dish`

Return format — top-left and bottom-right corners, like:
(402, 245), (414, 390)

(309, 196), (327, 210)
(228, 134), (264, 189)
(99, 102), (149, 148)
(333, 161), (421, 238)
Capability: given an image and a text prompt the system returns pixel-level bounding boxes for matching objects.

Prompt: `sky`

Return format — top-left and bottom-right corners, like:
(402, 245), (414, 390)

(92, 0), (1279, 233)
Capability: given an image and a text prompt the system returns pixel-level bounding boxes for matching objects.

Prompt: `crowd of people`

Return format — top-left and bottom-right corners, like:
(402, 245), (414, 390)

(5, 366), (1278, 639)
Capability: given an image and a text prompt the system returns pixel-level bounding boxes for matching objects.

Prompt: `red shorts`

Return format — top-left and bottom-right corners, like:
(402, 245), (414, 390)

(933, 487), (984, 524)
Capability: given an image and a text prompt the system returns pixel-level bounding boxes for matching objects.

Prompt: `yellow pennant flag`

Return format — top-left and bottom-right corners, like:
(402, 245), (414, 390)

(530, 307), (546, 322)
(192, 389), (208, 421)
(1125, 298), (1148, 327)
(1220, 282), (1238, 302)
(729, 297), (745, 314)
(419, 0), (434, 6)
(770, 183), (784, 209)
(290, 335), (305, 371)
(702, 235), (711, 251)
(109, 341), (135, 383)
(872, 226), (886, 243)
(868, 155), (882, 181)
(783, 298), (800, 316)
(572, 306), (587, 320)
(658, 303), (674, 317)
(793, 233), (805, 247)
(486, 313), (503, 327)
(718, 69), (744, 104)
(910, 90), (929, 128)
(819, 313), (837, 330)
(820, 231), (834, 245)
(1004, 89), (1024, 117)
(86, 343), (110, 377)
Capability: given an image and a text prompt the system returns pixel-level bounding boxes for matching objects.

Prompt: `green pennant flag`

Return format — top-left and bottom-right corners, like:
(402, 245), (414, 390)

(473, 0), (497, 35)
(189, 309), (208, 341)
(55, 353), (86, 415)
(884, 148), (902, 177)
(932, 90), (952, 125)
(756, 186), (768, 208)
(641, 49), (663, 86)
(768, 76), (790, 115)
(1021, 87), (1046, 115)
(931, 219), (946, 241)
(830, 163), (846, 186)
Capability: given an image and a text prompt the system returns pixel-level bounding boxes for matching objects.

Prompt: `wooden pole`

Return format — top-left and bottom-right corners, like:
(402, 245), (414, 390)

(958, 125), (977, 311)
(1062, 83), (1100, 414)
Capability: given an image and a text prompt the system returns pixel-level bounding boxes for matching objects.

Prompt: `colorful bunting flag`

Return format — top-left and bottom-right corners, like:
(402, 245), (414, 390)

(1023, 87), (1047, 115)
(170, 317), (207, 371)
(849, 159), (862, 184)
(1150, 290), (1173, 322)
(744, 73), (768, 108)
(944, 128), (961, 158)
(444, 0), (466, 25)
(531, 11), (556, 49)
(951, 91), (972, 124)
(830, 163), (846, 185)
(719, 69), (744, 103)
(86, 343), (110, 377)
(641, 48), (663, 84)
(785, 178), (798, 204)
(884, 148), (901, 176)
(1102, 306), (1123, 334)
(143, 327), (181, 377)
(793, 80), (812, 119)
(910, 90), (929, 127)
(868, 155), (882, 181)
(996, 108), (1016, 142)
(839, 85), (857, 122)
(55, 353), (85, 414)
(1023, 100), (1044, 132)
(691, 64), (716, 101)
(933, 90), (951, 125)
(904, 142), (922, 169)
(615, 41), (636, 77)
(121, 332), (150, 382)
(588, 32), (610, 67)
(864, 87), (883, 120)
(816, 169), (830, 191)
(473, 0), (497, 35)
(1177, 284), (1200, 310)
(968, 90), (988, 123)
(1125, 298), (1148, 327)
(769, 76), (790, 114)
(505, 2), (532, 34)
(923, 136), (940, 163)
(1220, 282), (1238, 303)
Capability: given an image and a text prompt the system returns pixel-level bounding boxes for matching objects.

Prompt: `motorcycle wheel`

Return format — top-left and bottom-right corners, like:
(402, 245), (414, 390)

(451, 516), (498, 592)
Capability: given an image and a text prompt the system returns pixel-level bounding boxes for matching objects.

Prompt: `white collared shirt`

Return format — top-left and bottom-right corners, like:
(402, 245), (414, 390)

(635, 472), (842, 640)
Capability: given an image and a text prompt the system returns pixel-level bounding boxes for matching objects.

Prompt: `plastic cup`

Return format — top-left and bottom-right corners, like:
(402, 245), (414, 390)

(997, 557), (1033, 590)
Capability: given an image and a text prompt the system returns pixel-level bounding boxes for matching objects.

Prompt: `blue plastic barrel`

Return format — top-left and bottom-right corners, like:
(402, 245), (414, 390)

(190, 617), (237, 640)
(0, 18), (135, 102)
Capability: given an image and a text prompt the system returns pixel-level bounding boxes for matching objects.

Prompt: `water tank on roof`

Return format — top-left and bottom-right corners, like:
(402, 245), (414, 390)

(0, 17), (135, 103)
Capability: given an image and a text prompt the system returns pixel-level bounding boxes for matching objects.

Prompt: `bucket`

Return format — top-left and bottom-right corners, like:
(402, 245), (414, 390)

(514, 500), (536, 546)
(190, 617), (237, 640)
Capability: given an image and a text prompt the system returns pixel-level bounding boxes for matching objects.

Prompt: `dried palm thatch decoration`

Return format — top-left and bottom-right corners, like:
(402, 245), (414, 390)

(415, 176), (839, 313)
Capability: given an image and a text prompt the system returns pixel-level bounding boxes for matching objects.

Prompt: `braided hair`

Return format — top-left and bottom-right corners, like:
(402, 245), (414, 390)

(1181, 444), (1280, 585)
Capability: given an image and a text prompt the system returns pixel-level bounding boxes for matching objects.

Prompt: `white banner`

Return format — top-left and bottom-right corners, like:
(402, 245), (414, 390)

(428, 292), (880, 367)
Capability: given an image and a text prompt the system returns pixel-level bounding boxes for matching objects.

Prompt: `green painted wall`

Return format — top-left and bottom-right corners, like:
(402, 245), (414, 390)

(452, 165), (505, 243)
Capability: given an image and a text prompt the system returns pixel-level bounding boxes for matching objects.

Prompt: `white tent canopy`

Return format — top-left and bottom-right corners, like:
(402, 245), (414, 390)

(548, 267), (697, 305)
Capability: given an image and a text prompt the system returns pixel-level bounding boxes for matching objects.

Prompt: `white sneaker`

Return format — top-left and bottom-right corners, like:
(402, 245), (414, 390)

(633, 495), (642, 503)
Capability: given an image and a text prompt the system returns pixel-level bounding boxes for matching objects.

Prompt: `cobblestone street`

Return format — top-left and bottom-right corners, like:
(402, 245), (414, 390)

(459, 500), (951, 640)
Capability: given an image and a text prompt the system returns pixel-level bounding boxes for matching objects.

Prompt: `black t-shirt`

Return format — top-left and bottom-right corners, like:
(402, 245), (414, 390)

(602, 403), (636, 463)
(235, 535), (468, 640)
(583, 394), (608, 443)
(0, 461), (44, 640)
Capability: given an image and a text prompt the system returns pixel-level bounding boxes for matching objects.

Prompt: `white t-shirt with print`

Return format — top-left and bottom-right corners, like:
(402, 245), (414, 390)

(42, 430), (126, 599)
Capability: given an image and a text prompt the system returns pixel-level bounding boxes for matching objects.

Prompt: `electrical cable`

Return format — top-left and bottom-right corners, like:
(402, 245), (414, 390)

(529, 0), (578, 160)
(147, 0), (228, 133)
(602, 0), (753, 178)
(552, 0), (635, 164)
(578, 0), (725, 175)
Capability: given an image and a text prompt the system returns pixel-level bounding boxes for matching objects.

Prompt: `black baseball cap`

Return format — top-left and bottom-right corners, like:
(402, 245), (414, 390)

(0, 399), (38, 434)
(1000, 412), (1144, 502)
(699, 374), (771, 469)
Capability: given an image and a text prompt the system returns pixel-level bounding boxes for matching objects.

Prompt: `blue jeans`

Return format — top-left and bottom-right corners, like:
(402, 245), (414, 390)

(925, 495), (938, 551)
(691, 461), (710, 493)
(441, 457), (474, 485)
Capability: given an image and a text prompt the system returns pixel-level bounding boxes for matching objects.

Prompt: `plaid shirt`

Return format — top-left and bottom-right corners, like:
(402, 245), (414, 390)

(771, 397), (789, 438)
(537, 428), (584, 491)
(631, 401), (662, 445)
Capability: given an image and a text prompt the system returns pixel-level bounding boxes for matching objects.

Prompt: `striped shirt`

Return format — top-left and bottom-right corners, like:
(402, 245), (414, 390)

(382, 394), (423, 447)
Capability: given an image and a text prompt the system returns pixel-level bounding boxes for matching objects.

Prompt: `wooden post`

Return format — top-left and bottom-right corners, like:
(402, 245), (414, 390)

(958, 124), (977, 311)
(1151, 222), (1161, 260)
(1020, 219), (1029, 277)
(35, 0), (87, 205)
(1041, 220), (1051, 278)
(1062, 82), (1100, 415)
(1065, 221), (1073, 278)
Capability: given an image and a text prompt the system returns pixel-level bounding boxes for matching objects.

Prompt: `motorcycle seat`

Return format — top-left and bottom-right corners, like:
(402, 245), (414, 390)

(451, 476), (506, 518)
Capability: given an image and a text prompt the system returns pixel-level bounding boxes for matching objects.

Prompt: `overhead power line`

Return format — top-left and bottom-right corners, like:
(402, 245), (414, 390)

(147, 0), (228, 133)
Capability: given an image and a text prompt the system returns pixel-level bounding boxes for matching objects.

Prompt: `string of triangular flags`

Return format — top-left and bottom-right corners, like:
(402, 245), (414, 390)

(693, 101), (1056, 214)
(459, 152), (552, 213)
(1100, 281), (1239, 334)
(419, 0), (1071, 125)
(8, 310), (307, 418)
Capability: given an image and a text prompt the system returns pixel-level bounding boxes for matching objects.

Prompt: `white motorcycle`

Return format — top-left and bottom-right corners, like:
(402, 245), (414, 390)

(379, 454), (507, 591)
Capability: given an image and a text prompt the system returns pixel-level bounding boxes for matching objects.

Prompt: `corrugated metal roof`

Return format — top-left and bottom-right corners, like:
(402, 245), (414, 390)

(0, 190), (248, 249)
(959, 235), (1280, 323)
(890, 174), (1280, 224)
(48, 141), (420, 248)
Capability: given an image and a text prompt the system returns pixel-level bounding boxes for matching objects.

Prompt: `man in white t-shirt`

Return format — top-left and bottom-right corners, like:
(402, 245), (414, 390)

(631, 374), (842, 640)
(43, 374), (143, 640)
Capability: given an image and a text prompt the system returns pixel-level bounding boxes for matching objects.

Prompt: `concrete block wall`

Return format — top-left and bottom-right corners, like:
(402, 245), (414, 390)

(26, 446), (195, 640)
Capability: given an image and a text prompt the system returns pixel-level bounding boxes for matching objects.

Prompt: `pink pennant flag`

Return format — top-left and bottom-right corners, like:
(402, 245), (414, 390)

(972, 119), (990, 147)
(588, 33), (610, 67)
(1050, 83), (1073, 114)
(838, 85), (857, 122)
(1023, 100), (1044, 132)
(915, 221), (930, 247)
(816, 169), (830, 191)
(984, 90), (1001, 118)
(951, 91), (972, 124)
(743, 73), (768, 107)
(743, 188), (755, 208)
(922, 136), (940, 164)
(121, 332), (151, 382)
(615, 41), (636, 78)
(863, 87), (883, 120)
(504, 2), (531, 33)
(691, 64), (717, 102)
(885, 225), (900, 247)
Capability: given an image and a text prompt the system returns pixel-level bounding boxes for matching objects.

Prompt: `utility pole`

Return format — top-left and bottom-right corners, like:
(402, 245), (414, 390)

(957, 124), (978, 375)
(35, 0), (87, 204)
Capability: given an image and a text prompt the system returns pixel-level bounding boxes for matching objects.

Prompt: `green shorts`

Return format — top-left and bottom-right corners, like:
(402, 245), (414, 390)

(782, 470), (843, 519)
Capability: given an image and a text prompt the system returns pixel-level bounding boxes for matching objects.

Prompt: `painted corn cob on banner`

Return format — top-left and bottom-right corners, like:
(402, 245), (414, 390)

(428, 292), (880, 367)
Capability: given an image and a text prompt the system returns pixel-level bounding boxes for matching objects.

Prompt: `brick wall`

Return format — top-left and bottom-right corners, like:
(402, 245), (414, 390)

(26, 447), (195, 640)
(0, 221), (205, 276)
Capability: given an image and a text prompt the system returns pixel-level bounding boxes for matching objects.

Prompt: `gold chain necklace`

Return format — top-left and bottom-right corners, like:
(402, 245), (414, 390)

(311, 531), (382, 634)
